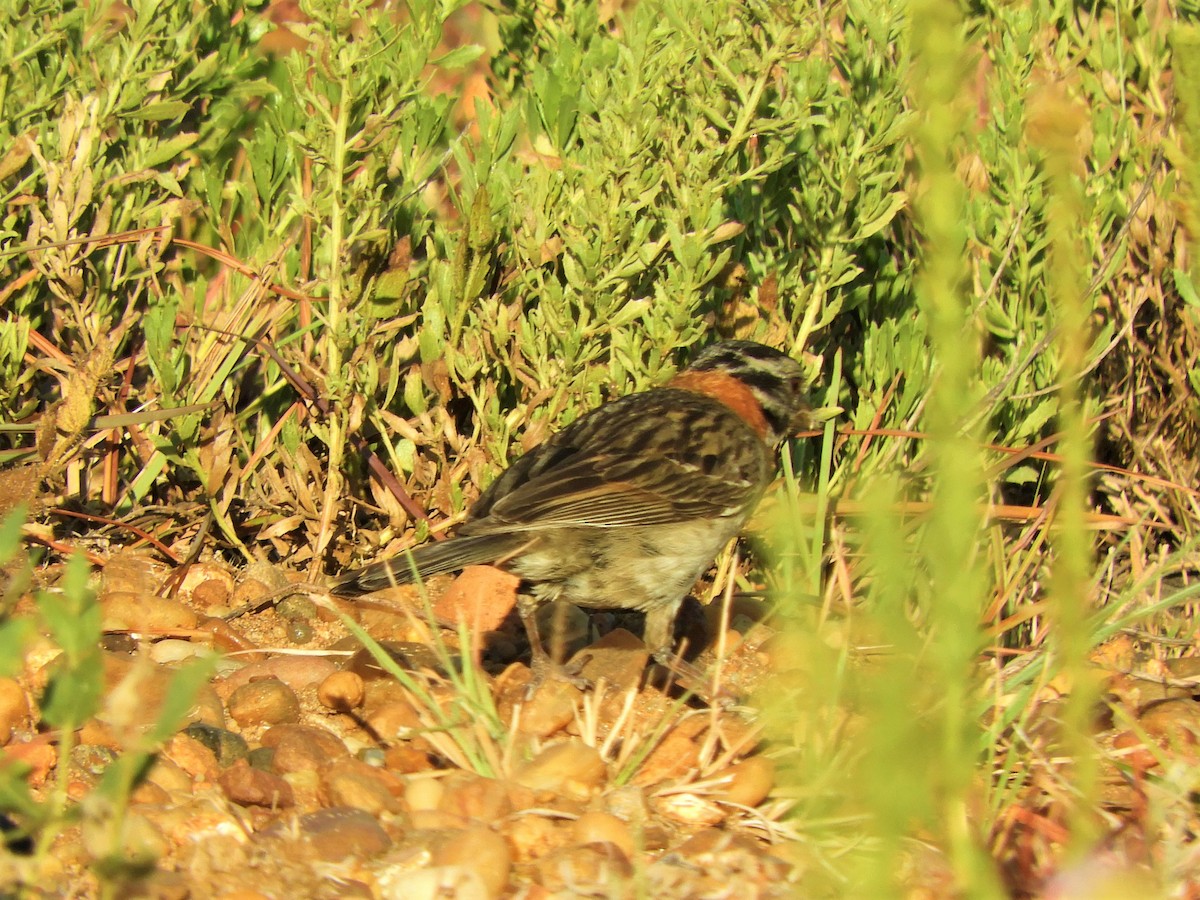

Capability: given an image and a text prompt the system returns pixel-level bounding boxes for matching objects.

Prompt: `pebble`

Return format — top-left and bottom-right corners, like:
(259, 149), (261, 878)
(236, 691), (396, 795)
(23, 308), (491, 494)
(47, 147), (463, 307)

(572, 811), (636, 858)
(277, 595), (317, 622)
(161, 732), (219, 782)
(215, 656), (339, 699)
(227, 678), (301, 727)
(293, 807), (391, 861)
(91, 810), (167, 869)
(218, 760), (294, 809)
(508, 674), (580, 738)
(383, 744), (436, 774)
(129, 778), (171, 805)
(317, 670), (365, 711)
(365, 699), (426, 746)
(247, 746), (276, 771)
(431, 823), (512, 899)
(68, 744), (117, 787)
(433, 565), (521, 633)
(99, 653), (224, 732)
(359, 747), (387, 767)
(183, 723), (249, 768)
(632, 716), (707, 785)
(178, 563), (235, 610)
(404, 775), (444, 812)
(572, 628), (650, 695)
(505, 813), (570, 863)
(653, 791), (725, 826)
(3, 738), (56, 786)
(230, 577), (272, 612)
(100, 591), (198, 632)
(260, 724), (349, 774)
(530, 842), (632, 891)
(513, 740), (607, 799)
(101, 550), (172, 596)
(319, 758), (403, 815)
(439, 773), (512, 823)
(715, 756), (775, 807)
(0, 677), (30, 744)
(377, 865), (491, 900)
(148, 639), (206, 664)
(189, 576), (233, 616)
(145, 755), (193, 794)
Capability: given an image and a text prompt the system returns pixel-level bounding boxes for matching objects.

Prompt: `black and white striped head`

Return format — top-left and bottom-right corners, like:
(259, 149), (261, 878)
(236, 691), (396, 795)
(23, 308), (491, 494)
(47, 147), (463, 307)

(687, 340), (809, 445)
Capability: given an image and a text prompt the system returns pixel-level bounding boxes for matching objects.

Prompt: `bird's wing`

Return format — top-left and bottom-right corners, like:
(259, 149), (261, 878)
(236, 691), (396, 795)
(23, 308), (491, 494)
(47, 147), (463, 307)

(461, 391), (768, 533)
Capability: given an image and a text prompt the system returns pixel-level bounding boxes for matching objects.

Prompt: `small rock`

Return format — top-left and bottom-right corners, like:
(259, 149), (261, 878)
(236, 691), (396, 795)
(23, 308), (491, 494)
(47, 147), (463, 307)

(148, 639), (206, 665)
(144, 755), (193, 795)
(516, 677), (580, 738)
(230, 577), (273, 611)
(101, 591), (198, 632)
(227, 678), (301, 727)
(571, 628), (650, 695)
(317, 671), (365, 712)
(277, 595), (317, 622)
(294, 806), (391, 861)
(183, 723), (249, 768)
(68, 744), (117, 789)
(101, 550), (171, 596)
(632, 716), (707, 785)
(129, 778), (171, 806)
(161, 733), (219, 782)
(99, 653), (224, 734)
(383, 744), (436, 774)
(431, 823), (512, 899)
(319, 758), (403, 815)
(247, 747), (276, 771)
(404, 775), (444, 812)
(603, 785), (649, 823)
(0, 677), (30, 744)
(218, 760), (294, 809)
(434, 566), (520, 633)
(439, 773), (512, 823)
(654, 791), (726, 826)
(572, 811), (636, 858)
(505, 813), (570, 863)
(260, 724), (349, 773)
(215, 656), (339, 700)
(513, 740), (607, 799)
(178, 562), (236, 611)
(82, 809), (166, 871)
(714, 756), (775, 808)
(365, 699), (427, 745)
(531, 842), (632, 891)
(376, 865), (491, 900)
(2, 738), (56, 786)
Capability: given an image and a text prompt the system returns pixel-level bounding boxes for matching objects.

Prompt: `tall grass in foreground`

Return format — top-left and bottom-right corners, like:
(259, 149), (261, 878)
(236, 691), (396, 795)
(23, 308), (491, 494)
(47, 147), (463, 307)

(765, 1), (1181, 894)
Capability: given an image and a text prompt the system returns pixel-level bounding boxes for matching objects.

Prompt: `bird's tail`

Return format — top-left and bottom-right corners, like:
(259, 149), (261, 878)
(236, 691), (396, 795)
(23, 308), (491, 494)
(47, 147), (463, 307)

(330, 533), (527, 596)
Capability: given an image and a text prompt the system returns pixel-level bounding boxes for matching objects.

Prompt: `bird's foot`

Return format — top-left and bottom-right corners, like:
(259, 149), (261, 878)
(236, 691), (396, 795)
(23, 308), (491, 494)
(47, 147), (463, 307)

(524, 651), (591, 700)
(650, 650), (736, 707)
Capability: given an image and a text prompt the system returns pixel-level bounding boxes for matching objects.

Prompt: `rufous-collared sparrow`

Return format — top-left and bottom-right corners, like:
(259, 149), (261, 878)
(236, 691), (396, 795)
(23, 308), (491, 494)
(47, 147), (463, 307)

(332, 340), (809, 686)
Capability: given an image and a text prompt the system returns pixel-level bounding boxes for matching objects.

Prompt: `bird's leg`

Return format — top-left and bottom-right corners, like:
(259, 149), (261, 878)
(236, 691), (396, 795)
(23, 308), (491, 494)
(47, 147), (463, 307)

(517, 595), (589, 696)
(644, 605), (719, 701)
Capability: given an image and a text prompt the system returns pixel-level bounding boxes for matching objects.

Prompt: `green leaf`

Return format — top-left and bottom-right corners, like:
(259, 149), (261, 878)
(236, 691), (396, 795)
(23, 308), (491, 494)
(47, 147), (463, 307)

(123, 100), (192, 121)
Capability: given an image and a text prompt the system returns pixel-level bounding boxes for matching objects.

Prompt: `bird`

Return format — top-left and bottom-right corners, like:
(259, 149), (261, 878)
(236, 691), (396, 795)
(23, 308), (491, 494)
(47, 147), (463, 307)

(331, 340), (809, 690)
